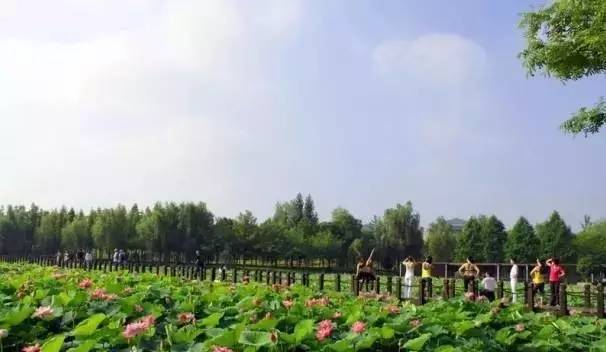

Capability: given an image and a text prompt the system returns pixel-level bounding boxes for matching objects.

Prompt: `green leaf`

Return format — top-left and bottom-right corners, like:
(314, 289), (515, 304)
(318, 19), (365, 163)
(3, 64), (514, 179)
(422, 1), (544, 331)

(201, 312), (223, 328)
(434, 346), (457, 352)
(67, 340), (96, 352)
(380, 326), (395, 339)
(0, 305), (34, 327)
(250, 318), (278, 331)
(403, 333), (431, 351)
(294, 319), (314, 343)
(238, 331), (272, 347)
(41, 334), (65, 352)
(72, 313), (106, 337)
(328, 339), (353, 352)
(357, 335), (377, 350)
(453, 320), (475, 336)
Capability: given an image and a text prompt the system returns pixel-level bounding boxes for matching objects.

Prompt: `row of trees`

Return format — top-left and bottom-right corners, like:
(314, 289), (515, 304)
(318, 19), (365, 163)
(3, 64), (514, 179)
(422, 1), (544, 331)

(0, 196), (604, 273)
(0, 195), (423, 269)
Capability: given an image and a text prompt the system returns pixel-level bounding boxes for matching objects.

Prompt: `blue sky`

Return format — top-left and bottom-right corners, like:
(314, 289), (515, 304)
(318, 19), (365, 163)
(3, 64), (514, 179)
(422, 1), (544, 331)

(0, 0), (603, 230)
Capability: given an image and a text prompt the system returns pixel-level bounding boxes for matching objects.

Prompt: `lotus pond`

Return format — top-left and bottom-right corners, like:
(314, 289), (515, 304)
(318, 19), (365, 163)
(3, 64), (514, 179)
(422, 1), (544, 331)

(0, 264), (605, 352)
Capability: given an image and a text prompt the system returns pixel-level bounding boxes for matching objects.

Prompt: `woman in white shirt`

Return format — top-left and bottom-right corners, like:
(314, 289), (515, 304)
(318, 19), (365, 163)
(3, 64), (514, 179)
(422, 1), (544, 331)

(84, 251), (93, 269)
(510, 258), (519, 303)
(402, 257), (416, 299)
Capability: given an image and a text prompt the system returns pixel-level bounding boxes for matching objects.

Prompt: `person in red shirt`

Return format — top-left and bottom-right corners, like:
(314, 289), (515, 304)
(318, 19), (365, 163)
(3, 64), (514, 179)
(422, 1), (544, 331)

(546, 258), (565, 306)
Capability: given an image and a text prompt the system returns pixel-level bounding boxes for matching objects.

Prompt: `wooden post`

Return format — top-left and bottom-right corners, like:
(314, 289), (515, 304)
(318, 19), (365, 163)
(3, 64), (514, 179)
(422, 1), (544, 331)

(597, 284), (604, 318)
(233, 269), (238, 283)
(427, 279), (433, 298)
(527, 282), (535, 311)
(525, 264), (529, 282)
(418, 279), (426, 305)
(211, 267), (216, 281)
(351, 275), (357, 295)
(395, 277), (402, 301)
(156, 264), (160, 276)
(584, 284), (591, 308)
(375, 276), (380, 295)
(221, 268), (227, 281)
(336, 274), (341, 292)
(450, 279), (456, 298)
(444, 263), (448, 279)
(442, 278), (449, 299)
(164, 265), (168, 276)
(523, 281), (529, 305)
(272, 271), (278, 285)
(305, 273), (310, 287)
(266, 271), (271, 285)
(386, 276), (392, 295)
(559, 283), (568, 315)
(497, 281), (504, 299)
(286, 272), (292, 286)
(319, 273), (324, 291)
(496, 264), (501, 281)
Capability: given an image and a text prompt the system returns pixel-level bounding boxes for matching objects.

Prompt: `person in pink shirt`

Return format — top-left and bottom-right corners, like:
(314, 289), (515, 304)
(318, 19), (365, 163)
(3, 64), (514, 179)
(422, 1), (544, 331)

(546, 258), (565, 306)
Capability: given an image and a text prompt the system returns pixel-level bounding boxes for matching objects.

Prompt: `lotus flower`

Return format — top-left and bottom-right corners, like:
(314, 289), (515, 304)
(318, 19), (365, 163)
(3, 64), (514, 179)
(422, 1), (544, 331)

(387, 305), (400, 315)
(21, 344), (40, 352)
(305, 297), (329, 308)
(316, 320), (334, 342)
(78, 278), (93, 289)
(212, 347), (233, 352)
(0, 328), (7, 338)
(178, 312), (195, 324)
(270, 331), (278, 343)
(134, 304), (144, 313)
(282, 299), (294, 309)
(332, 311), (342, 319)
(515, 323), (525, 332)
(464, 292), (476, 301)
(351, 321), (366, 334)
(122, 315), (155, 341)
(32, 306), (54, 319)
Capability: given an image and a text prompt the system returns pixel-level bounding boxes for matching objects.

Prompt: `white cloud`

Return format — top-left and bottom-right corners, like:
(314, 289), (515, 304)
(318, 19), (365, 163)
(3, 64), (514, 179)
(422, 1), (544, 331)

(0, 0), (302, 214)
(373, 33), (488, 87)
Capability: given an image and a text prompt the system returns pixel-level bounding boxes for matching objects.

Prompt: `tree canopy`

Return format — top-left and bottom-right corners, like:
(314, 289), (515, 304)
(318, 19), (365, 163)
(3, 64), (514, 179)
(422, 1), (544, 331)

(519, 0), (606, 136)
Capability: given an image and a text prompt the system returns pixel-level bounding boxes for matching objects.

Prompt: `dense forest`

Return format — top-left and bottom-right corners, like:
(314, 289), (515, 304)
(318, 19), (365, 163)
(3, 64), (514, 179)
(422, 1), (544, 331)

(0, 194), (604, 274)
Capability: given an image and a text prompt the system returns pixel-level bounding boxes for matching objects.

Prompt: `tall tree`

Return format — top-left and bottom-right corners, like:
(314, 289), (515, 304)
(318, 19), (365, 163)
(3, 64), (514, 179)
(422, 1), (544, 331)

(536, 211), (574, 261)
(290, 193), (304, 226)
(480, 215), (507, 263)
(455, 217), (484, 262)
(425, 217), (456, 262)
(504, 217), (540, 262)
(519, 0), (606, 136)
(303, 194), (319, 227)
(380, 202), (423, 268)
(574, 220), (606, 277)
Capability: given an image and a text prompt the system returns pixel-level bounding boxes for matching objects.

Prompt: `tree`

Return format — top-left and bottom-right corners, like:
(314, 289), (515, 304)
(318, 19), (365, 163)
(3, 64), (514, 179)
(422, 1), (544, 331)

(536, 211), (574, 261)
(504, 217), (540, 262)
(480, 215), (507, 263)
(574, 220), (606, 278)
(290, 193), (304, 226)
(303, 194), (319, 228)
(425, 217), (456, 262)
(519, 0), (606, 136)
(329, 207), (363, 266)
(61, 217), (92, 250)
(455, 217), (484, 262)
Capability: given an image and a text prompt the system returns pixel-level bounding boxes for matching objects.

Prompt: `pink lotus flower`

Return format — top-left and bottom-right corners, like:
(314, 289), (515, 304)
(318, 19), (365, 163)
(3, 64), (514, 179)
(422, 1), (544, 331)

(305, 297), (329, 308)
(410, 319), (421, 328)
(387, 305), (400, 315)
(212, 347), (233, 352)
(351, 321), (366, 334)
(332, 311), (342, 319)
(515, 323), (525, 332)
(21, 344), (40, 352)
(134, 304), (144, 313)
(32, 306), (54, 319)
(178, 312), (195, 324)
(464, 292), (476, 301)
(122, 315), (155, 341)
(316, 320), (334, 342)
(91, 288), (117, 301)
(282, 300), (294, 309)
(78, 278), (93, 289)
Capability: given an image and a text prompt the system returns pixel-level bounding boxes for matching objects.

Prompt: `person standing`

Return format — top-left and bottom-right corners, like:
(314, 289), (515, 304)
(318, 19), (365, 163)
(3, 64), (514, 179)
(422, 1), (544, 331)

(421, 256), (433, 284)
(195, 250), (204, 274)
(402, 256), (416, 299)
(55, 251), (62, 266)
(509, 258), (519, 303)
(458, 257), (480, 293)
(480, 272), (497, 301)
(84, 250), (93, 269)
(112, 249), (120, 264)
(530, 259), (546, 306)
(547, 258), (565, 306)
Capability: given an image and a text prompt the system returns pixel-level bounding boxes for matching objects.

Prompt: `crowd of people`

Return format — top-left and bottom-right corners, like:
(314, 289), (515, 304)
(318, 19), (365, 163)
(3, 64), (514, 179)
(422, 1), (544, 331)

(55, 249), (93, 268)
(354, 252), (567, 307)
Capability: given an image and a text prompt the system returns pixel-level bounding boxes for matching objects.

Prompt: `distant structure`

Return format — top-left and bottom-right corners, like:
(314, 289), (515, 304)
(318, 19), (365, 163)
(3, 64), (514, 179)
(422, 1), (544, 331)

(446, 218), (466, 232)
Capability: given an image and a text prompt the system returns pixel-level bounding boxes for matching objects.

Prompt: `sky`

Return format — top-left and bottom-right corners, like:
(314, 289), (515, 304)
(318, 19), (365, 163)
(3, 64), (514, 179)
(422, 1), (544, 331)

(0, 0), (604, 230)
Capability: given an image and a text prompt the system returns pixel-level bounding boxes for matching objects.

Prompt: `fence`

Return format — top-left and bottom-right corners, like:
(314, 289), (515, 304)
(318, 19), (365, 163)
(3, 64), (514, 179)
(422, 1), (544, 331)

(0, 255), (604, 318)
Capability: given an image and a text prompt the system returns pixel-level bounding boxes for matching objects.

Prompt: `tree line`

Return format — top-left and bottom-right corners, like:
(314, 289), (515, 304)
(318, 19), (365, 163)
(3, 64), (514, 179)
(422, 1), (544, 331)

(0, 194), (604, 275)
